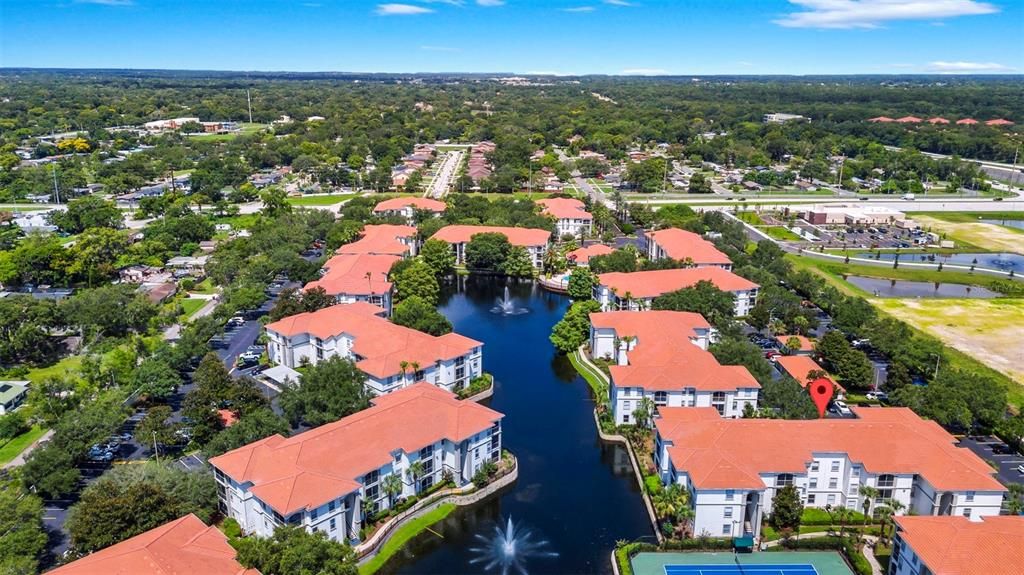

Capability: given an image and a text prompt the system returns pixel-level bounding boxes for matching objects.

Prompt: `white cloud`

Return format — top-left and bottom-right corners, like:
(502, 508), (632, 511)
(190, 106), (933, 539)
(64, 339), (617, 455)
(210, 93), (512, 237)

(477, 0), (506, 6)
(74, 0), (134, 5)
(375, 3), (434, 15)
(620, 68), (668, 75)
(420, 45), (461, 52)
(603, 0), (634, 6)
(775, 0), (998, 29)
(563, 6), (596, 12)
(928, 61), (1014, 73)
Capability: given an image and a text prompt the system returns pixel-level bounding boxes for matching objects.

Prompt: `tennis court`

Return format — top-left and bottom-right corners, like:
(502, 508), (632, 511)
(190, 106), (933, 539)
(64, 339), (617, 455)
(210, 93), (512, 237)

(632, 551), (853, 575)
(664, 564), (819, 575)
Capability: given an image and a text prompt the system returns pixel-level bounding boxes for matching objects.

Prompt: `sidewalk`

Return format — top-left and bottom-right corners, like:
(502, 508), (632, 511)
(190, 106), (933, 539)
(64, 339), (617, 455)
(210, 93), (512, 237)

(162, 294), (219, 341)
(1, 429), (54, 469)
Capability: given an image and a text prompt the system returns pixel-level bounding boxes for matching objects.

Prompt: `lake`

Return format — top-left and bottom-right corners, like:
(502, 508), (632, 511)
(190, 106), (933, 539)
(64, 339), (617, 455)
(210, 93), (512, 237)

(845, 276), (999, 298)
(381, 276), (653, 575)
(980, 218), (1024, 231)
(856, 252), (1024, 270)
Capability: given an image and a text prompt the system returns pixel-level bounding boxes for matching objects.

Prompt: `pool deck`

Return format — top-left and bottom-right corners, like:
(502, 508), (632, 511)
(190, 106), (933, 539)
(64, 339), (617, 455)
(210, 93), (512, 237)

(632, 551), (854, 575)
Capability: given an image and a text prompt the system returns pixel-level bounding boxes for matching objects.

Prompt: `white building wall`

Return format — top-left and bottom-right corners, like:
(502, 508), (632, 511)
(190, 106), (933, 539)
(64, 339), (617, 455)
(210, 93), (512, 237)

(612, 384), (757, 425)
(555, 218), (592, 238)
(594, 284), (756, 317)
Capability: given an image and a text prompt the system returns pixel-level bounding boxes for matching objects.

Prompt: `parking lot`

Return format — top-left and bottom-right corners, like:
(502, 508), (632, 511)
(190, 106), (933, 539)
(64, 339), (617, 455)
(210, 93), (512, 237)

(957, 435), (1024, 488)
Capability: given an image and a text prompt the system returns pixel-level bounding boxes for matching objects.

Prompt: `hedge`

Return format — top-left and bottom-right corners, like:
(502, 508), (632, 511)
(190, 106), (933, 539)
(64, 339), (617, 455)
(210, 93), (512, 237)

(801, 507), (869, 525)
(660, 537), (733, 551)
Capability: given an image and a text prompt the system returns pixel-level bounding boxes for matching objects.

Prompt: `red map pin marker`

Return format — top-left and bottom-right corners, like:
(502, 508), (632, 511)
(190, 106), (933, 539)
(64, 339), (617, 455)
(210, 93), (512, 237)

(810, 378), (834, 419)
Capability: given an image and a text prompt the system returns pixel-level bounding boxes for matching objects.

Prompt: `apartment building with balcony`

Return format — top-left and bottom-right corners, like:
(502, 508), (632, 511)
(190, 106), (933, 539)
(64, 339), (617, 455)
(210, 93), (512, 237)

(594, 267), (759, 316)
(536, 197), (593, 238)
(430, 225), (551, 268)
(644, 228), (733, 269)
(888, 515), (1022, 575)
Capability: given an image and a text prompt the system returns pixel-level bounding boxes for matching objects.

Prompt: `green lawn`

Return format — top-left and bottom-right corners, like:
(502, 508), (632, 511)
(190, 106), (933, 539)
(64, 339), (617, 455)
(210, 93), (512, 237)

(25, 354), (84, 384)
(765, 226), (803, 241)
(735, 211), (765, 225)
(568, 349), (608, 398)
(178, 297), (206, 319)
(917, 211), (1024, 223)
(0, 425), (47, 465)
(359, 503), (456, 575)
(287, 193), (358, 206)
(787, 255), (1018, 295)
(189, 277), (217, 294)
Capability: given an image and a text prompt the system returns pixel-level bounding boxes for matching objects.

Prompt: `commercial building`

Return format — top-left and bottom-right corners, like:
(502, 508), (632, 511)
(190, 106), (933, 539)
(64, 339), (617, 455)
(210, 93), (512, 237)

(430, 225), (551, 268)
(763, 113), (809, 124)
(48, 514), (258, 575)
(590, 311), (760, 424)
(595, 268), (759, 316)
(210, 383), (503, 543)
(373, 197), (447, 223)
(536, 197), (593, 238)
(654, 407), (1006, 540)
(803, 205), (906, 226)
(265, 302), (483, 395)
(889, 515), (1023, 575)
(304, 253), (400, 314)
(645, 228), (733, 269)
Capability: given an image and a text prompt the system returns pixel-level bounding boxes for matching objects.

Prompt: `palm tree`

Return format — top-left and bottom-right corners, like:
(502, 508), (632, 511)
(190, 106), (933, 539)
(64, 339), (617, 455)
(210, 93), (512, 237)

(399, 360), (409, 386)
(410, 361), (421, 380)
(859, 485), (879, 525)
(408, 460), (426, 493)
(633, 397), (655, 429)
(382, 473), (402, 508)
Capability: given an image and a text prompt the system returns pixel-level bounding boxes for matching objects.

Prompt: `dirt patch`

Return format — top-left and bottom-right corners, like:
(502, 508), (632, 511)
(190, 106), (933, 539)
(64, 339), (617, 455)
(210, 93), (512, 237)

(874, 298), (1024, 385)
(916, 215), (1024, 254)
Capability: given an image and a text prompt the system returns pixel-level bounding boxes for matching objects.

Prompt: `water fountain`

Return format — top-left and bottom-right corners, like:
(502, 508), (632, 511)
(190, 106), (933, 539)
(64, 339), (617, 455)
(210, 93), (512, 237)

(490, 286), (529, 315)
(469, 517), (557, 575)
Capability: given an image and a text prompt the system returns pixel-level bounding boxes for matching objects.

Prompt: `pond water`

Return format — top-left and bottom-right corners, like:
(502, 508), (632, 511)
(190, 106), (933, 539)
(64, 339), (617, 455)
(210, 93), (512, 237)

(382, 276), (653, 575)
(980, 218), (1024, 231)
(855, 251), (1024, 270)
(845, 276), (999, 298)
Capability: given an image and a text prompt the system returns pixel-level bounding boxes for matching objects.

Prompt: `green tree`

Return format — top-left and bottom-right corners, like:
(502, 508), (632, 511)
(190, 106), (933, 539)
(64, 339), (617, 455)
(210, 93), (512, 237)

(588, 249), (637, 273)
(19, 445), (81, 500)
(391, 295), (452, 336)
(203, 409), (290, 458)
(566, 267), (597, 301)
(49, 195), (123, 233)
(381, 473), (403, 507)
(132, 357), (182, 401)
(66, 462), (218, 553)
(858, 485), (879, 524)
(278, 356), (370, 427)
(137, 405), (179, 447)
(761, 377), (819, 419)
(769, 484), (803, 531)
(651, 280), (735, 326)
(688, 172), (712, 194)
(61, 284), (158, 342)
(550, 300), (601, 354)
(465, 232), (511, 270)
(392, 259), (440, 305)
(182, 353), (268, 445)
(260, 187), (292, 217)
(0, 487), (48, 575)
(232, 526), (358, 575)
(501, 246), (535, 277)
(419, 238), (455, 277)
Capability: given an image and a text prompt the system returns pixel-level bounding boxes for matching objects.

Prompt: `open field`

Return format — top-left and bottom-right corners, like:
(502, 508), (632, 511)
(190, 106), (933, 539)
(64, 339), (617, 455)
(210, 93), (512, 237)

(785, 255), (1019, 294)
(915, 215), (1024, 254)
(286, 193), (357, 206)
(25, 354), (84, 384)
(764, 225), (802, 241)
(917, 211), (1024, 223)
(0, 425), (47, 465)
(178, 297), (206, 318)
(186, 122), (265, 142)
(872, 298), (1024, 391)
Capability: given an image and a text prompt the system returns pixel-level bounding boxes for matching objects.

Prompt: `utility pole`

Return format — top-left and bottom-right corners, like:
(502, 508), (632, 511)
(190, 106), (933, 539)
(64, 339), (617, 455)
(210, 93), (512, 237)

(51, 163), (60, 204)
(247, 89), (254, 124)
(153, 431), (160, 463)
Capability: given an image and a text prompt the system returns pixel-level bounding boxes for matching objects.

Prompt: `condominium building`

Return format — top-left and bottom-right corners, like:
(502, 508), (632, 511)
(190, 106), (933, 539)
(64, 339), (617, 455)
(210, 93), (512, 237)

(889, 515), (1023, 575)
(48, 514), (257, 575)
(590, 311), (760, 424)
(536, 197), (593, 238)
(654, 407), (1006, 541)
(595, 268), (759, 316)
(373, 197), (447, 224)
(567, 243), (614, 266)
(430, 225), (551, 268)
(304, 253), (400, 315)
(336, 224), (419, 257)
(210, 383), (504, 544)
(264, 302), (483, 395)
(645, 228), (732, 269)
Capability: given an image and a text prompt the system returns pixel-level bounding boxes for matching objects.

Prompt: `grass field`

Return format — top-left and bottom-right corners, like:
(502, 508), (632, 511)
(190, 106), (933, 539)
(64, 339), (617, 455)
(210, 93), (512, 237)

(0, 425), (48, 465)
(917, 211), (1024, 223)
(915, 215), (1024, 254)
(189, 277), (217, 294)
(25, 354), (84, 384)
(178, 297), (206, 319)
(186, 122), (265, 142)
(873, 298), (1024, 391)
(359, 503), (456, 575)
(286, 193), (358, 206)
(787, 255), (1016, 294)
(735, 211), (765, 225)
(765, 226), (803, 241)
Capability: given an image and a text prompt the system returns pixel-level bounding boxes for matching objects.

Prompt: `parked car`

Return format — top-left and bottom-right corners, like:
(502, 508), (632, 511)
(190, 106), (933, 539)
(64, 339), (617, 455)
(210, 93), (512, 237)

(831, 400), (852, 416)
(865, 391), (889, 402)
(765, 350), (782, 360)
(991, 444), (1015, 455)
(1017, 464), (1024, 474)
(227, 316), (246, 327)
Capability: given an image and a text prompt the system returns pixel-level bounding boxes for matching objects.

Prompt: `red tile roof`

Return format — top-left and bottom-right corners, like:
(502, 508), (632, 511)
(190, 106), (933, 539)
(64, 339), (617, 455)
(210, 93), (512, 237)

(536, 197), (592, 220)
(775, 334), (814, 351)
(304, 253), (400, 296)
(868, 116), (895, 123)
(430, 225), (551, 247)
(956, 118), (979, 125)
(567, 243), (614, 264)
(646, 228), (732, 266)
(896, 116), (923, 123)
(894, 515), (1024, 575)
(373, 197), (447, 213)
(927, 117), (950, 124)
(264, 303), (481, 379)
(209, 383), (503, 515)
(591, 311), (758, 393)
(986, 118), (1014, 126)
(336, 224), (417, 257)
(774, 355), (846, 393)
(598, 267), (758, 299)
(655, 406), (1005, 491)
(48, 514), (258, 575)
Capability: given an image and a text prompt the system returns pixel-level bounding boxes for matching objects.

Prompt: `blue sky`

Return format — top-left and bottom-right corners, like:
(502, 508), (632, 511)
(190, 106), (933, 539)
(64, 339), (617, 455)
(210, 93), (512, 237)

(1, 0), (1021, 74)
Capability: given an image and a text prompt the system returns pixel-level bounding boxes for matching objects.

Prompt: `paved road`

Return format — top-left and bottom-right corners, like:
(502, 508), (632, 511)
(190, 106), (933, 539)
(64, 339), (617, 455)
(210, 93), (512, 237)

(425, 150), (463, 198)
(957, 436), (1024, 487)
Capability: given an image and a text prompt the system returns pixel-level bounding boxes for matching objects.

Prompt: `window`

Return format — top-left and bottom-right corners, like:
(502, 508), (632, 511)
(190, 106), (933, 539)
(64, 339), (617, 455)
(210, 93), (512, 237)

(420, 445), (434, 459)
(722, 524), (731, 535)
(877, 474), (895, 500)
(810, 461), (819, 472)
(330, 518), (337, 531)
(329, 500), (336, 512)
(623, 400), (632, 410)
(965, 491), (975, 502)
(653, 391), (668, 405)
(962, 508), (972, 517)
(724, 507), (733, 518)
(622, 414), (629, 423)
(712, 391), (726, 403)
(831, 461), (840, 472)
(809, 479), (818, 489)
(776, 474), (794, 487)
(365, 470), (379, 485)
(725, 489), (734, 501)
(311, 508), (319, 520)
(829, 478), (838, 489)
(827, 494), (836, 505)
(807, 494), (816, 504)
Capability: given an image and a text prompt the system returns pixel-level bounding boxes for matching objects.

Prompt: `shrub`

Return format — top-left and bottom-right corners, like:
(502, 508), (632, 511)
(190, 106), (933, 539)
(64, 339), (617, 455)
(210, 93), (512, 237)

(221, 517), (242, 540)
(644, 474), (663, 495)
(801, 507), (869, 525)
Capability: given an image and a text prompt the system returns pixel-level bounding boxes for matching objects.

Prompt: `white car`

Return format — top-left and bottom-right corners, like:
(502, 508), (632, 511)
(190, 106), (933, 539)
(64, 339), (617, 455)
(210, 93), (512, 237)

(832, 400), (852, 416)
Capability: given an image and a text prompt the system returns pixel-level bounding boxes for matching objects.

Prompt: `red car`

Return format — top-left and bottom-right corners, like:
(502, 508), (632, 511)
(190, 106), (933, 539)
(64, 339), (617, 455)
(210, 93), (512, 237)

(765, 350), (782, 360)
